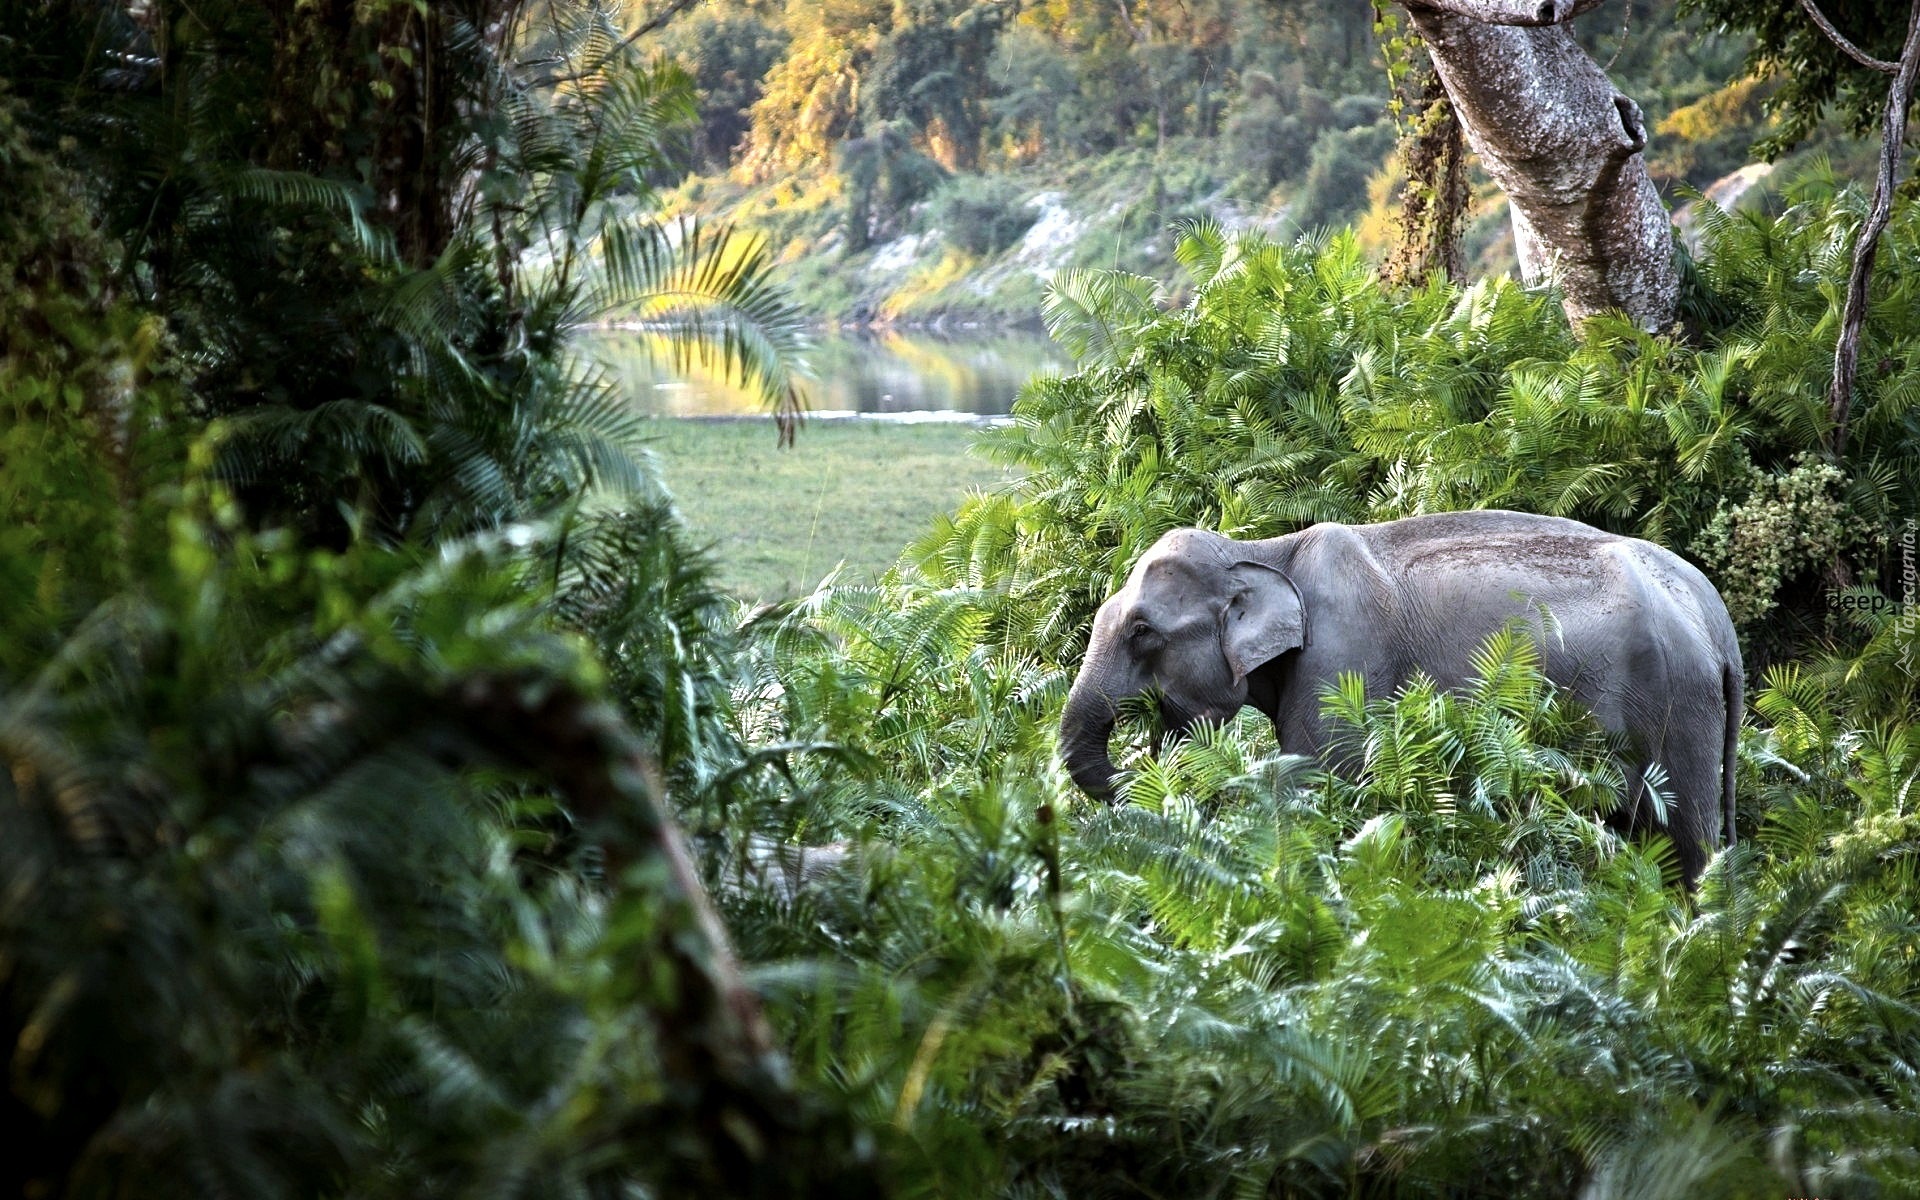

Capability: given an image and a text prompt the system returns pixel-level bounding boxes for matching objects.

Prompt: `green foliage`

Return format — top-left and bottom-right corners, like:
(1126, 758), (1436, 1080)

(6, 0), (807, 544)
(1677, 0), (1917, 157)
(1292, 120), (1398, 232)
(1315, 627), (1631, 889)
(1691, 452), (1878, 624)
(928, 174), (1040, 256)
(15, 1), (1920, 1191)
(1, 5), (857, 1196)
(0, 90), (175, 677)
(0, 483), (877, 1198)
(687, 200), (1920, 1192)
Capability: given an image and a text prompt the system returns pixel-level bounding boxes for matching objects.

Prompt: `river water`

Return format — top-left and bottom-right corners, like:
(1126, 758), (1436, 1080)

(591, 326), (1070, 418)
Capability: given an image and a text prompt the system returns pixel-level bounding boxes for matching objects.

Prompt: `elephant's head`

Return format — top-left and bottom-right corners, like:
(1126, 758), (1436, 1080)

(1060, 529), (1307, 802)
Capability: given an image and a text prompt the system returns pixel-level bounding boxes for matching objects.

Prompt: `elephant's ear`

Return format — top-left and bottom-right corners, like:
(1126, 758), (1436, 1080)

(1220, 561), (1307, 685)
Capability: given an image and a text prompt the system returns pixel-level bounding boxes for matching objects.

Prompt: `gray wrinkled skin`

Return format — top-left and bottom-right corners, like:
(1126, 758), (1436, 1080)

(1059, 511), (1743, 888)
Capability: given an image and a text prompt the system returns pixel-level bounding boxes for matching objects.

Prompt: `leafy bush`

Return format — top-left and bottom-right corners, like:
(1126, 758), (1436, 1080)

(1292, 121), (1398, 231)
(708, 199), (1920, 1194)
(928, 173), (1039, 256)
(1222, 96), (1313, 188)
(1, 8), (854, 1197)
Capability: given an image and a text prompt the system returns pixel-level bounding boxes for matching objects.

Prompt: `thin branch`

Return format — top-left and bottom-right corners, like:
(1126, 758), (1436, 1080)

(1796, 0), (1899, 73)
(1403, 0), (1611, 27)
(1826, 0), (1920, 458)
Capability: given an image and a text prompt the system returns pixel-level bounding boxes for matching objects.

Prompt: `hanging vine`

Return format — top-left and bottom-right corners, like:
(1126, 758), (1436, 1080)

(1385, 68), (1471, 289)
(1371, 6), (1469, 287)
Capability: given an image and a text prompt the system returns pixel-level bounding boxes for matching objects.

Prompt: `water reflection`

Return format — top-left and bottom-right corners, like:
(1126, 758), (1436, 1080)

(591, 326), (1070, 417)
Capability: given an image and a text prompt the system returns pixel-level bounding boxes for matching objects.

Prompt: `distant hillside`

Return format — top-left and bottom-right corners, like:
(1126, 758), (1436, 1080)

(653, 0), (1879, 324)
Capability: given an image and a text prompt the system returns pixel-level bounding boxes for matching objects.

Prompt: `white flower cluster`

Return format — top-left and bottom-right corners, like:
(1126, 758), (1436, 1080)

(1826, 808), (1917, 874)
(1692, 454), (1877, 626)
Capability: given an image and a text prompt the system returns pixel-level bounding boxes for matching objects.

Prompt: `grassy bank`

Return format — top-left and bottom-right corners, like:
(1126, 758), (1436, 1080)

(646, 418), (1016, 601)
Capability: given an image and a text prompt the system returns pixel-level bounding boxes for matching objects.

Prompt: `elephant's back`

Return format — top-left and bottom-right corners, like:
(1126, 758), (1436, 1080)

(1301, 510), (1738, 666)
(1340, 511), (1734, 670)
(1350, 509), (1631, 586)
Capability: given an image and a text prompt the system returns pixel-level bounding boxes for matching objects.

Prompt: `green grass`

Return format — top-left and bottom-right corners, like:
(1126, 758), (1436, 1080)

(645, 418), (1017, 601)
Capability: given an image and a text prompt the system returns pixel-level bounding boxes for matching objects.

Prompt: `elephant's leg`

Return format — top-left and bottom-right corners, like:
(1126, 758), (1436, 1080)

(1613, 681), (1725, 889)
(1605, 760), (1652, 836)
(1654, 720), (1725, 890)
(1601, 728), (1717, 888)
(1601, 618), (1727, 889)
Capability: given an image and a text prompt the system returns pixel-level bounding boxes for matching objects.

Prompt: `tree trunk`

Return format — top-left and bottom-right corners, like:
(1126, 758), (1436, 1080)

(1403, 1), (1678, 332)
(1804, 0), (1920, 456)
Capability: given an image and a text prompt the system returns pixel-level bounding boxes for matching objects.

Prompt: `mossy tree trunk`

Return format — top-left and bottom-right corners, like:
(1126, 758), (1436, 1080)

(1399, 0), (1679, 332)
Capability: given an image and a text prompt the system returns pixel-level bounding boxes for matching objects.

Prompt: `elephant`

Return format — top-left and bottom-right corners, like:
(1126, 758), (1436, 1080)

(1058, 510), (1744, 887)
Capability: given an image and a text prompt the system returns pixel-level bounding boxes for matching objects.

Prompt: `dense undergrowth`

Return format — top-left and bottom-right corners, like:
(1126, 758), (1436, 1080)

(7, 2), (1920, 1194)
(719, 199), (1920, 1195)
(2, 3), (862, 1194)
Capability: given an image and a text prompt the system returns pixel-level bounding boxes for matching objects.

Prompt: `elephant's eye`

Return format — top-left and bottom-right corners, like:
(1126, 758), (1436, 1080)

(1127, 620), (1160, 649)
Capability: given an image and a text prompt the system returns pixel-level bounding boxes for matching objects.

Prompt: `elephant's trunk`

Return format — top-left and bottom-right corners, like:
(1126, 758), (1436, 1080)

(1060, 683), (1121, 803)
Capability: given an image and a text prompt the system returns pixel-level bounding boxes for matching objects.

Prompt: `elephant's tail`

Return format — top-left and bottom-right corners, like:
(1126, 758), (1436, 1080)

(1721, 659), (1742, 849)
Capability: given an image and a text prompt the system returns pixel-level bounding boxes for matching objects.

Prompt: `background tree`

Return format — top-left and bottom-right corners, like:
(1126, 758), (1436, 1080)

(837, 122), (946, 250)
(1, 3), (852, 1193)
(1389, 0), (1680, 331)
(0, 0), (806, 542)
(862, 1), (1004, 171)
(1678, 0), (1920, 453)
(741, 0), (888, 174)
(665, 8), (790, 168)
(1394, 0), (1920, 441)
